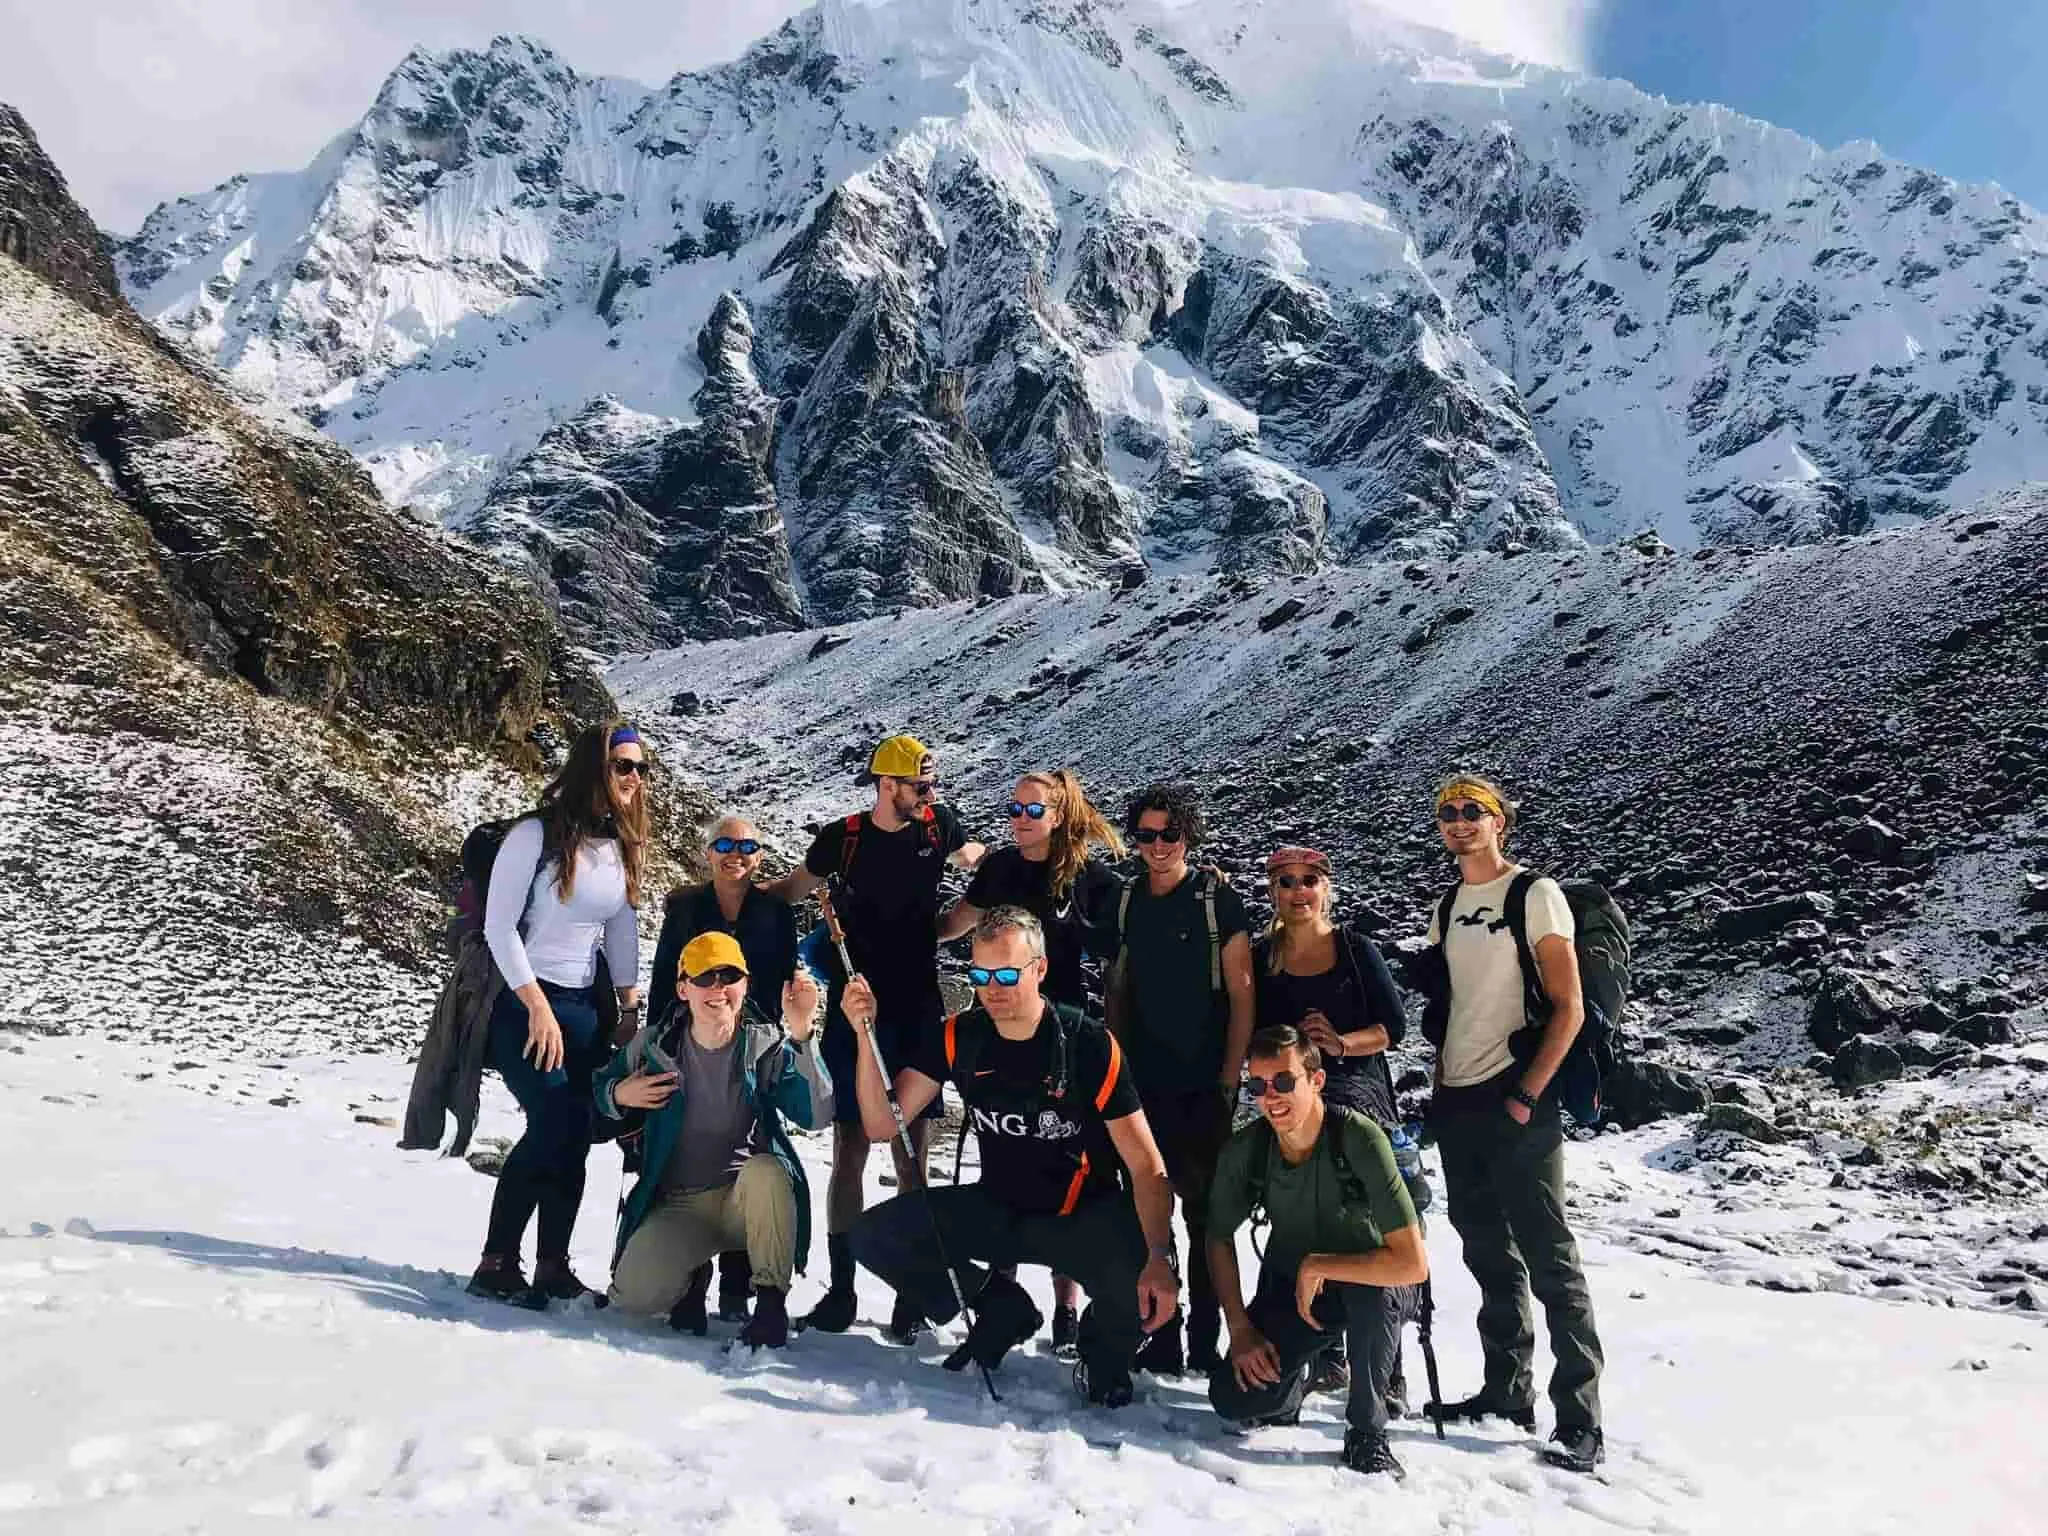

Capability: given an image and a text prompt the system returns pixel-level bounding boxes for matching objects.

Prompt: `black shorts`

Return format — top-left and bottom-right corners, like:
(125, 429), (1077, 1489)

(819, 1001), (942, 1126)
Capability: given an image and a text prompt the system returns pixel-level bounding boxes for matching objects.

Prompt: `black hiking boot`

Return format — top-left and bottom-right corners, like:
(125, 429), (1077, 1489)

(532, 1257), (597, 1305)
(1341, 1427), (1406, 1480)
(1440, 1392), (1537, 1430)
(1133, 1317), (1185, 1377)
(717, 1251), (753, 1322)
(739, 1287), (790, 1351)
(799, 1286), (858, 1334)
(942, 1272), (1043, 1373)
(1186, 1308), (1222, 1376)
(467, 1255), (547, 1310)
(669, 1267), (711, 1336)
(1385, 1370), (1411, 1421)
(1543, 1425), (1606, 1473)
(1307, 1349), (1350, 1396)
(1050, 1303), (1080, 1361)
(883, 1294), (924, 1346)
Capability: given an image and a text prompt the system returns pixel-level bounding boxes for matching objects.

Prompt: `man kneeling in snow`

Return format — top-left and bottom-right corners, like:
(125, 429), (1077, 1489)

(1207, 1024), (1428, 1479)
(594, 932), (832, 1348)
(846, 905), (1180, 1406)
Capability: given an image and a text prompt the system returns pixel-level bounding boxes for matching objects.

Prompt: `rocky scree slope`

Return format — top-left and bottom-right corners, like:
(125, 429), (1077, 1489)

(0, 105), (693, 1052)
(115, 0), (2048, 651)
(613, 498), (2048, 1296)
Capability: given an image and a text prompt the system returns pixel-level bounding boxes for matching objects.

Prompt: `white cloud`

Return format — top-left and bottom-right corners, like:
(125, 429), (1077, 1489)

(0, 0), (1602, 234)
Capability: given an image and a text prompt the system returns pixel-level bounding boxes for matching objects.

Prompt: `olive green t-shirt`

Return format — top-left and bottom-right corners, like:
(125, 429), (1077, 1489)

(1207, 1107), (1417, 1275)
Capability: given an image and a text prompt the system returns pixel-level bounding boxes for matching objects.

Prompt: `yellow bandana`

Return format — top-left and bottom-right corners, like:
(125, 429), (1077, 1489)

(1436, 780), (1505, 820)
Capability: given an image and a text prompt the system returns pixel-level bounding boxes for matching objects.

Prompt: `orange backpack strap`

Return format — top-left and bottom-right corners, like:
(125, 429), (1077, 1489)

(1094, 1031), (1125, 1112)
(837, 813), (863, 885)
(944, 1012), (960, 1073)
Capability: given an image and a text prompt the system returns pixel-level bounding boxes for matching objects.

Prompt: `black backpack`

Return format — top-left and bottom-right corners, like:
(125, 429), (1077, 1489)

(1113, 868), (1225, 991)
(451, 816), (522, 940)
(1422, 872), (1630, 1126)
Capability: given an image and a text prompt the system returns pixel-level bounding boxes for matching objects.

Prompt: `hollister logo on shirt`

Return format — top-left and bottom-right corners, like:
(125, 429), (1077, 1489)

(969, 1106), (1081, 1140)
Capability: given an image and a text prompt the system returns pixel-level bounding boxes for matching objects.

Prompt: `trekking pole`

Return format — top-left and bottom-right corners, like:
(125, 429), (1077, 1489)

(1418, 1276), (1446, 1440)
(816, 888), (1000, 1403)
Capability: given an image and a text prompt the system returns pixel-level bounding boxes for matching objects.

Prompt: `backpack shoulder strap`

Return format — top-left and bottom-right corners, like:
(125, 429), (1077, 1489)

(1504, 870), (1549, 1008)
(1199, 872), (1222, 992)
(943, 1011), (962, 1074)
(920, 805), (942, 855)
(838, 813), (864, 886)
(1116, 875), (1136, 942)
(1246, 1118), (1278, 1215)
(1432, 883), (1460, 949)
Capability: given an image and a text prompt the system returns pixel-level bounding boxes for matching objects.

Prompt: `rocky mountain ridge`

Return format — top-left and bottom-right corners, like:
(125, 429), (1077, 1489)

(114, 0), (2048, 649)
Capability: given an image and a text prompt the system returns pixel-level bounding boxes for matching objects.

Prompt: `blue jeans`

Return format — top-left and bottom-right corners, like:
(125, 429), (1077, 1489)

(482, 980), (604, 1262)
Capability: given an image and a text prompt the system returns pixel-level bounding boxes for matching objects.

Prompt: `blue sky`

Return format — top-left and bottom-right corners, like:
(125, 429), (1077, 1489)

(3, 0), (2046, 228)
(1592, 0), (2048, 209)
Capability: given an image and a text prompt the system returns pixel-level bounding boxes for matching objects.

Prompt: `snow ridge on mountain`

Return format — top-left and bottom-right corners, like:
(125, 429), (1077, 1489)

(118, 0), (2048, 647)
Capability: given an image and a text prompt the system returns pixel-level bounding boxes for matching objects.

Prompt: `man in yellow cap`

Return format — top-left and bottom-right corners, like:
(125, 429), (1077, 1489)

(593, 931), (828, 1349)
(767, 734), (986, 1339)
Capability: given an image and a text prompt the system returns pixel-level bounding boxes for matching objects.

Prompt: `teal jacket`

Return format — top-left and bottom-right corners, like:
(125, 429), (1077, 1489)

(593, 1005), (833, 1272)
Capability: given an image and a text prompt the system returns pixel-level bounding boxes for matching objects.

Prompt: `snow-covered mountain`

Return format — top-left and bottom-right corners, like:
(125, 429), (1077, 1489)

(117, 0), (2048, 647)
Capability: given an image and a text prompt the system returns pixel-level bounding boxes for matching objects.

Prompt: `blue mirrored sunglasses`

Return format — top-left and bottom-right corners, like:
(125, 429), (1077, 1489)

(709, 837), (762, 855)
(1005, 801), (1050, 820)
(968, 966), (1025, 987)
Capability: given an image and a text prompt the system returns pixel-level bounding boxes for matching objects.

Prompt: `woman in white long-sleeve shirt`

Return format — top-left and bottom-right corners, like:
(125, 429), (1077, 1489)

(469, 722), (649, 1307)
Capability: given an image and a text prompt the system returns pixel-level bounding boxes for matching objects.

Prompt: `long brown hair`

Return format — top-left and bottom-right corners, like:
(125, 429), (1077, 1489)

(538, 722), (649, 908)
(1018, 769), (1125, 900)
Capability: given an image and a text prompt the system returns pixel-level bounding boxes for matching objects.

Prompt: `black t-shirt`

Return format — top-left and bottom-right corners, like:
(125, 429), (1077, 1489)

(961, 849), (1122, 1007)
(648, 885), (798, 1037)
(909, 1003), (1142, 1216)
(804, 804), (968, 1018)
(1119, 870), (1251, 1093)
(1254, 929), (1405, 1127)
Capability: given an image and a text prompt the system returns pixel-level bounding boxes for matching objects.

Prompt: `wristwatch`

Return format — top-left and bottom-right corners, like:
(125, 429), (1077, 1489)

(1506, 1085), (1539, 1112)
(1149, 1242), (1181, 1276)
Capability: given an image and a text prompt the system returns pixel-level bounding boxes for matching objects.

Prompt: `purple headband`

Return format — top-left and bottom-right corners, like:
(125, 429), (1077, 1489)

(609, 725), (642, 749)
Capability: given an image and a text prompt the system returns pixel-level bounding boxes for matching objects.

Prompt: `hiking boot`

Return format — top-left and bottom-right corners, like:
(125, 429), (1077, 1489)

(883, 1295), (924, 1346)
(1307, 1350), (1350, 1396)
(1050, 1303), (1080, 1361)
(1440, 1392), (1537, 1430)
(739, 1287), (790, 1351)
(800, 1286), (858, 1334)
(1341, 1427), (1406, 1481)
(1133, 1318), (1185, 1377)
(532, 1257), (596, 1304)
(669, 1267), (711, 1336)
(1543, 1425), (1606, 1473)
(1073, 1356), (1136, 1408)
(941, 1273), (1042, 1373)
(716, 1252), (753, 1322)
(1186, 1309), (1222, 1376)
(467, 1255), (546, 1310)
(1385, 1370), (1410, 1421)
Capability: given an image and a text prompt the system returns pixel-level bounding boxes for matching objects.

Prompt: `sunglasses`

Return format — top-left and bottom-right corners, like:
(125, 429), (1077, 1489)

(610, 758), (650, 778)
(1274, 872), (1325, 890)
(687, 966), (746, 988)
(1005, 800), (1050, 821)
(1245, 1071), (1301, 1098)
(968, 965), (1026, 987)
(1437, 802), (1492, 823)
(709, 837), (762, 855)
(1132, 827), (1183, 845)
(901, 778), (939, 796)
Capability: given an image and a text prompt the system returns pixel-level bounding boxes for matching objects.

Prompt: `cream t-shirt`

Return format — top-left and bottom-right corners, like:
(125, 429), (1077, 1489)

(1426, 866), (1574, 1088)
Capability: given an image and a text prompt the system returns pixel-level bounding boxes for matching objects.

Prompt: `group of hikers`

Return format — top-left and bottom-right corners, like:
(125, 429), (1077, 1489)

(404, 725), (1609, 1480)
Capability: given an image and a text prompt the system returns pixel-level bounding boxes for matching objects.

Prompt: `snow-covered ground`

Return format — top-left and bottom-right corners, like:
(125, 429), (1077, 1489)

(4, 1033), (2042, 1534)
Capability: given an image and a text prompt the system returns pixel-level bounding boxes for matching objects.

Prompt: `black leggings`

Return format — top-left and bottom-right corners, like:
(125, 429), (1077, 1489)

(481, 981), (603, 1262)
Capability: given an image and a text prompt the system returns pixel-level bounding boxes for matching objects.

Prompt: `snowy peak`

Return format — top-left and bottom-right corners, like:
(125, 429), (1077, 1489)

(114, 0), (2048, 646)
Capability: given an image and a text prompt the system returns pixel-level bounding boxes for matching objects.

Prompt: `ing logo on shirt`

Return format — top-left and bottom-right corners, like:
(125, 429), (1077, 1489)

(969, 1106), (1081, 1140)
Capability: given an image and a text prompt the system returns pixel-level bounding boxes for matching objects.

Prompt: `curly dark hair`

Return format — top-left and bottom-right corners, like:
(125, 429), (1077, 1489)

(1122, 782), (1206, 849)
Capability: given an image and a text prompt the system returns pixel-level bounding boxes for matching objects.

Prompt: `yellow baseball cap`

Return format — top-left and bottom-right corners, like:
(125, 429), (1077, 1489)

(680, 931), (748, 980)
(856, 734), (933, 785)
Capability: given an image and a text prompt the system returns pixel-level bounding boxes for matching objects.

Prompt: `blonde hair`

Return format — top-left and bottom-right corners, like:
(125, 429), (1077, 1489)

(1263, 862), (1335, 975)
(1018, 770), (1125, 900)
